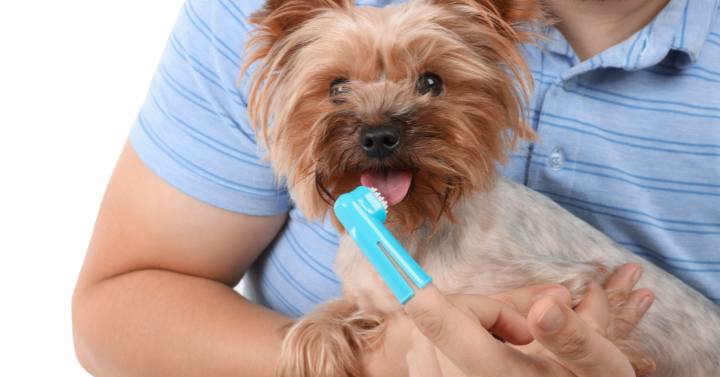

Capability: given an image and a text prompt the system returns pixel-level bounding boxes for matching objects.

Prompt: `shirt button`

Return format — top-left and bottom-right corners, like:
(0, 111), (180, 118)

(563, 79), (576, 91)
(548, 147), (565, 171)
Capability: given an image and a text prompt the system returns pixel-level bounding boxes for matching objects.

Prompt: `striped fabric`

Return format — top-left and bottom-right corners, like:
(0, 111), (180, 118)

(129, 0), (720, 316)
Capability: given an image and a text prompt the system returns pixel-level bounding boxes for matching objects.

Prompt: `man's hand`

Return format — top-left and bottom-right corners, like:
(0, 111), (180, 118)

(522, 264), (656, 376)
(399, 264), (654, 377)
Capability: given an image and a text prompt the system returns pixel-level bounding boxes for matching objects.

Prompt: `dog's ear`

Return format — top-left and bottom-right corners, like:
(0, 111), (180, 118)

(251, 0), (352, 40)
(244, 0), (353, 153)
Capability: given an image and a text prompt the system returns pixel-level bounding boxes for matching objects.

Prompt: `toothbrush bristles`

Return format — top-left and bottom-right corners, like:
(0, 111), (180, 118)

(369, 187), (388, 210)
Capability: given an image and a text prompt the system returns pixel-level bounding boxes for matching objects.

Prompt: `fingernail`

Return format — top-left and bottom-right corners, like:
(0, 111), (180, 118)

(631, 266), (643, 285)
(533, 286), (565, 302)
(537, 302), (564, 334)
(638, 295), (653, 311)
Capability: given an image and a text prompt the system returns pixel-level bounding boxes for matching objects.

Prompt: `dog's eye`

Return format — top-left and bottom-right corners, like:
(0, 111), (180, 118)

(329, 78), (350, 104)
(416, 72), (443, 96)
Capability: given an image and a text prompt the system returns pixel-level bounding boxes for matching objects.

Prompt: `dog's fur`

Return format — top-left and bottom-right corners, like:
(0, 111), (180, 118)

(244, 0), (720, 376)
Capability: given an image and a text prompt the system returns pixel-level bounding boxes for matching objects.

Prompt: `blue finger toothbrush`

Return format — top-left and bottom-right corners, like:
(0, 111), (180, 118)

(333, 186), (432, 304)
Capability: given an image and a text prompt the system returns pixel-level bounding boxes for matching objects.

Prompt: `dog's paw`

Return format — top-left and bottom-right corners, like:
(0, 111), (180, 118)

(603, 288), (656, 376)
(276, 299), (386, 377)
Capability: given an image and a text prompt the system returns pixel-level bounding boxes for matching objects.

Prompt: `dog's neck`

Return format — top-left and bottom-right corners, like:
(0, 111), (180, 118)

(393, 182), (500, 263)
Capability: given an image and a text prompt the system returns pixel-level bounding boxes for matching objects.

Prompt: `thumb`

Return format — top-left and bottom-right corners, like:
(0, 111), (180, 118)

(528, 296), (635, 377)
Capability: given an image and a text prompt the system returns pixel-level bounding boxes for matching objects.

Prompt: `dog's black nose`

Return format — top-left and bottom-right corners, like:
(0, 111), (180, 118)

(361, 125), (400, 159)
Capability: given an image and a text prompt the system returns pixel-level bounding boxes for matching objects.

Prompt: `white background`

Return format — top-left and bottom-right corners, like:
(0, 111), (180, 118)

(0, 1), (185, 375)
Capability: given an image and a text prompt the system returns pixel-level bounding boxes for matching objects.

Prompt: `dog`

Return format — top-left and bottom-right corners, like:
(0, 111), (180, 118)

(244, 0), (720, 376)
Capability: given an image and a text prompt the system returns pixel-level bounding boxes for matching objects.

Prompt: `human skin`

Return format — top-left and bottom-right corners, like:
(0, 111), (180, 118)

(399, 267), (654, 377)
(543, 0), (670, 60)
(72, 143), (291, 377)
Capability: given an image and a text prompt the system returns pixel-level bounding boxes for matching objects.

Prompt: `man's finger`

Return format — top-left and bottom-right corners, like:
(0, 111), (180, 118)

(404, 285), (505, 358)
(574, 282), (609, 336)
(604, 263), (642, 292)
(404, 284), (545, 376)
(528, 296), (635, 377)
(448, 294), (533, 345)
(406, 326), (443, 377)
(490, 284), (571, 316)
(608, 288), (654, 340)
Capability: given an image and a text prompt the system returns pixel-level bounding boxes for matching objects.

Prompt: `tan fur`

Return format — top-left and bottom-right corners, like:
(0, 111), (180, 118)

(246, 0), (536, 231)
(277, 299), (386, 377)
(244, 0), (720, 376)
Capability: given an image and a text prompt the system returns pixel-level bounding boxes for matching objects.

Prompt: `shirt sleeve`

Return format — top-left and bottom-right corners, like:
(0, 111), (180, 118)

(129, 0), (291, 215)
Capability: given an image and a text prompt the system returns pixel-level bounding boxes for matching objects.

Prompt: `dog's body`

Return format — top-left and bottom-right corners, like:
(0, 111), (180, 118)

(243, 0), (720, 375)
(336, 177), (720, 376)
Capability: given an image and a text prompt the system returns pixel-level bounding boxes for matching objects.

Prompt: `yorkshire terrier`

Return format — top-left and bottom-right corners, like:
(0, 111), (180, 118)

(244, 0), (720, 376)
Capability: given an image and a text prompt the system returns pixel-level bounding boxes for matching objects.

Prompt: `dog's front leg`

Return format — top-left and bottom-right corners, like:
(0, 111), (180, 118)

(425, 253), (611, 306)
(487, 256), (611, 305)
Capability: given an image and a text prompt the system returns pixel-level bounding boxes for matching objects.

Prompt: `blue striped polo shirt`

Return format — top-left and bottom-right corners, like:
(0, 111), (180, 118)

(129, 0), (720, 316)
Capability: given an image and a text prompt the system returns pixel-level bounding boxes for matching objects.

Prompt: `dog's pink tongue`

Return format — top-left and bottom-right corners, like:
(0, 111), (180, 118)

(360, 170), (412, 206)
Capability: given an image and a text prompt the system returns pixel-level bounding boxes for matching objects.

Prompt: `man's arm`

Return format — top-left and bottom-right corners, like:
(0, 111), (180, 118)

(72, 141), (290, 377)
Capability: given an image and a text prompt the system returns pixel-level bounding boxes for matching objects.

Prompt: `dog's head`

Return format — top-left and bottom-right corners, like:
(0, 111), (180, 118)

(246, 0), (538, 231)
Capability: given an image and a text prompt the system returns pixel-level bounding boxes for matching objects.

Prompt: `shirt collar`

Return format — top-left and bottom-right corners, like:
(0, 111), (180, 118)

(666, 0), (720, 67)
(540, 0), (720, 79)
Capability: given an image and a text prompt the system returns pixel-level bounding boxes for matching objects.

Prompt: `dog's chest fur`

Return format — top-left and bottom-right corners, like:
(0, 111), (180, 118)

(334, 178), (720, 376)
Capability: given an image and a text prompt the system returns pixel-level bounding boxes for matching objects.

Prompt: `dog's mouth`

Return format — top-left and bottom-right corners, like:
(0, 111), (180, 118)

(360, 170), (413, 206)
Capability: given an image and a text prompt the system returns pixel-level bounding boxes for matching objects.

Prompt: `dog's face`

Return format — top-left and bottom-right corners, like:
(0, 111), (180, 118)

(247, 0), (537, 231)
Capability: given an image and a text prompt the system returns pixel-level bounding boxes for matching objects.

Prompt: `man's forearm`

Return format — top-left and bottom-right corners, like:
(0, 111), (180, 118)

(72, 269), (291, 377)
